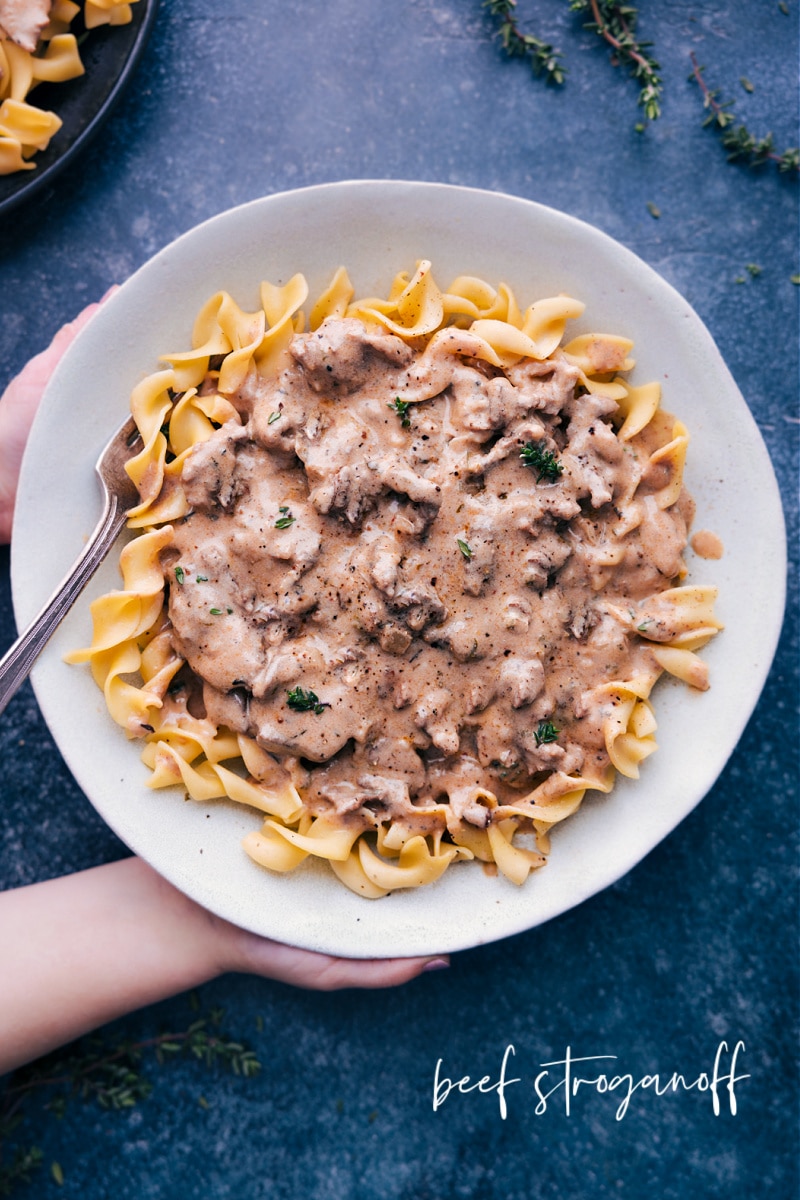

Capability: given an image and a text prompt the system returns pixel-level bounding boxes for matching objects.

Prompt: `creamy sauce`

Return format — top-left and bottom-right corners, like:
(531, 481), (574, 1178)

(690, 529), (724, 560)
(160, 318), (694, 836)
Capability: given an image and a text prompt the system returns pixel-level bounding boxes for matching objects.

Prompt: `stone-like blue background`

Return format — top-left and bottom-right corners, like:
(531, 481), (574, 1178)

(0, 2), (797, 1197)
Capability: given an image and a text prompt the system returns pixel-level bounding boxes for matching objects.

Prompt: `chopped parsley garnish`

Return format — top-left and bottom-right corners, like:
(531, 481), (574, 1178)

(534, 720), (560, 747)
(388, 396), (412, 427)
(209, 607), (223, 616)
(275, 506), (296, 529)
(520, 442), (564, 482)
(196, 574), (208, 582)
(174, 566), (185, 585)
(286, 686), (329, 715)
(457, 538), (473, 560)
(267, 410), (282, 424)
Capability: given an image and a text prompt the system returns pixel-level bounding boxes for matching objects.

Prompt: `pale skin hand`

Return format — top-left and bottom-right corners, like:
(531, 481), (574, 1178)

(0, 305), (449, 1077)
(0, 301), (109, 542)
(0, 859), (447, 1076)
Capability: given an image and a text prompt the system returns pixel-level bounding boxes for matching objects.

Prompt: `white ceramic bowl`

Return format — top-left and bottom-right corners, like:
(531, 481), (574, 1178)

(11, 182), (786, 957)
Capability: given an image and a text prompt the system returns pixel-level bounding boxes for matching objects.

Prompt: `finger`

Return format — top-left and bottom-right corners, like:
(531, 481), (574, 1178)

(300, 953), (450, 991)
(3, 299), (105, 410)
(235, 931), (449, 991)
(0, 291), (117, 543)
(17, 287), (118, 401)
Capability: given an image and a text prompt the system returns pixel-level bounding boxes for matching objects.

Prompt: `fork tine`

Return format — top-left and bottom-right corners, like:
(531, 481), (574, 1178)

(0, 414), (146, 716)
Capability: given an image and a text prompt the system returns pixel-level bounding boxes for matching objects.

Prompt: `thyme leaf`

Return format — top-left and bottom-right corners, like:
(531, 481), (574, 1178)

(570, 0), (662, 121)
(484, 0), (566, 85)
(534, 720), (560, 746)
(689, 53), (799, 172)
(457, 538), (474, 559)
(388, 396), (412, 427)
(520, 441), (564, 482)
(286, 686), (329, 715)
(275, 506), (296, 529)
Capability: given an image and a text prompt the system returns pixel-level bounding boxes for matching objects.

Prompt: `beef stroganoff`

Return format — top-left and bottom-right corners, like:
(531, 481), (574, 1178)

(67, 263), (722, 897)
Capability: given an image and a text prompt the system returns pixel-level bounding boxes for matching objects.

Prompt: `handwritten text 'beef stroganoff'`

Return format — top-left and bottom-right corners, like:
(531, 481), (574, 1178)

(432, 1041), (748, 1120)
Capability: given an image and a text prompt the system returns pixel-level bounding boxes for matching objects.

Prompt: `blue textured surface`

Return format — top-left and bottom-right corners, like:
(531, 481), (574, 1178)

(0, 2), (797, 1197)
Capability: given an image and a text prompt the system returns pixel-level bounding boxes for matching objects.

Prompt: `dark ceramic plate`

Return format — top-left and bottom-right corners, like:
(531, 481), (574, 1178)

(0, 0), (158, 217)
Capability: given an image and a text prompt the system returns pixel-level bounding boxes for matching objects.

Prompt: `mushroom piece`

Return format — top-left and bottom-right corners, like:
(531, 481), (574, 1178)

(0, 0), (53, 52)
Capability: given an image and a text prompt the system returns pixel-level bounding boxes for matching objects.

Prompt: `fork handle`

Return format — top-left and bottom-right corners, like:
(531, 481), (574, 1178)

(0, 498), (126, 717)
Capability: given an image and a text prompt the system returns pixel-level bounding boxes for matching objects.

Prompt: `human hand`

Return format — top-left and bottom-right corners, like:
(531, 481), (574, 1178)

(213, 904), (449, 991)
(0, 858), (448, 1073)
(0, 298), (112, 543)
(137, 859), (449, 991)
(110, 858), (448, 995)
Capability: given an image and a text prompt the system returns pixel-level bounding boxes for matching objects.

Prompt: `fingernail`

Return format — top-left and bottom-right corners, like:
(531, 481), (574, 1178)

(423, 957), (450, 972)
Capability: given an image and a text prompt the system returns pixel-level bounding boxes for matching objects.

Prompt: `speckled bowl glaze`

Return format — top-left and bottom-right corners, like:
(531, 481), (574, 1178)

(11, 182), (786, 957)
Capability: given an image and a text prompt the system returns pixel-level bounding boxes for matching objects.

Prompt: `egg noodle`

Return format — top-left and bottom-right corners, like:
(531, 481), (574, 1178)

(0, 0), (139, 175)
(66, 263), (722, 897)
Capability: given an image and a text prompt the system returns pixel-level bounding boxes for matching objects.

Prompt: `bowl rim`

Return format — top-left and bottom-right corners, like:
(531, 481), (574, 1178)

(11, 180), (788, 957)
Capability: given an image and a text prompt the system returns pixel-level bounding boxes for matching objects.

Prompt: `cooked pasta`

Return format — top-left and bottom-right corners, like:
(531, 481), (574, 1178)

(0, 0), (139, 175)
(67, 263), (722, 897)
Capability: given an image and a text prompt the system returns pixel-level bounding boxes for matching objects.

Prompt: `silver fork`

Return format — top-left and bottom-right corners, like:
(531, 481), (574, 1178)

(0, 416), (143, 717)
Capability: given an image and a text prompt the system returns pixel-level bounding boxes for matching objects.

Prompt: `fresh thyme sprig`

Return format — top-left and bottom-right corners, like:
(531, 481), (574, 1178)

(520, 441), (564, 482)
(0, 1144), (43, 1198)
(483, 0), (566, 85)
(0, 1015), (261, 1196)
(689, 53), (799, 172)
(483, 3), (795, 175)
(570, 0), (661, 121)
(4, 1021), (260, 1109)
